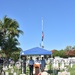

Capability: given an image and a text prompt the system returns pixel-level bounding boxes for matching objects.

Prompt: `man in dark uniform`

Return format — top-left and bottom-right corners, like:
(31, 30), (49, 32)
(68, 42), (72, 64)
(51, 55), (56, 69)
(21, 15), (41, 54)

(28, 57), (34, 75)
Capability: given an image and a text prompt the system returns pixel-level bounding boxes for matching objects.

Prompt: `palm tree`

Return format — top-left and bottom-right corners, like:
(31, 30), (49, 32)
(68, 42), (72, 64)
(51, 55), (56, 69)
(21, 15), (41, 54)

(0, 16), (23, 38)
(0, 16), (23, 59)
(1, 38), (22, 58)
(0, 31), (4, 46)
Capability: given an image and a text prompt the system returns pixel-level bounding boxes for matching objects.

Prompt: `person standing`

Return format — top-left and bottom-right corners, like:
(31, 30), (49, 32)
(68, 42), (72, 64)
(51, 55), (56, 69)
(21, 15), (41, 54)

(34, 57), (41, 75)
(40, 57), (46, 71)
(28, 57), (34, 75)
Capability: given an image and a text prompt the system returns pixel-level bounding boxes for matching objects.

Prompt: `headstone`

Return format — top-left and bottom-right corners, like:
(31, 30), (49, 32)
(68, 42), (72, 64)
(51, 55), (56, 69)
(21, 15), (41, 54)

(60, 61), (64, 70)
(11, 68), (14, 73)
(67, 72), (70, 75)
(15, 63), (21, 69)
(10, 60), (15, 66)
(5, 72), (9, 75)
(3, 65), (8, 70)
(52, 60), (59, 70)
(9, 64), (13, 69)
(71, 63), (73, 68)
(13, 72), (17, 75)
(58, 72), (62, 75)
(65, 59), (69, 66)
(52, 62), (56, 69)
(22, 67), (24, 74)
(56, 61), (59, 69)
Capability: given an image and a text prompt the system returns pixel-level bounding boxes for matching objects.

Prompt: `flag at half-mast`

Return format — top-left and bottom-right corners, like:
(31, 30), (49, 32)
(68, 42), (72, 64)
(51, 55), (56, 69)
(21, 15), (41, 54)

(42, 31), (44, 41)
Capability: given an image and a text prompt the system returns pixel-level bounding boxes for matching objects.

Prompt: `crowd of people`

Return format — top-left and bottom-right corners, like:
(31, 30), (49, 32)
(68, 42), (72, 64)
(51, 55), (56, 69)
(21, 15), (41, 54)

(0, 56), (49, 75)
(28, 56), (49, 75)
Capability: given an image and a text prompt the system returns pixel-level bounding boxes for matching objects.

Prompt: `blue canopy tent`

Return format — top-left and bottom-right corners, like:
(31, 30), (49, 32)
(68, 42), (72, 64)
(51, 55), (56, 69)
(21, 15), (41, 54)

(20, 47), (52, 74)
(20, 47), (52, 55)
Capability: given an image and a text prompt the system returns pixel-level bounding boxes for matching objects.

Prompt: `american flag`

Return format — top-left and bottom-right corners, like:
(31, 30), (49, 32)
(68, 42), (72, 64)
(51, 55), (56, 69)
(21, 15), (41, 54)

(42, 31), (44, 41)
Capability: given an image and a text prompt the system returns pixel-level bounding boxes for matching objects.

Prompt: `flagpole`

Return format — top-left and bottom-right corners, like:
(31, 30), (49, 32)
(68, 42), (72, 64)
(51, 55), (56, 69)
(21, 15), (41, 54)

(42, 17), (43, 32)
(41, 17), (44, 48)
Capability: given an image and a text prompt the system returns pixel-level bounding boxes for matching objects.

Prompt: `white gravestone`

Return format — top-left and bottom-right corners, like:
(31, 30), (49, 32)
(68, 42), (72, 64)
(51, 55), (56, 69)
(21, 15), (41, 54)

(60, 61), (64, 70)
(71, 63), (73, 68)
(56, 61), (59, 69)
(52, 62), (56, 69)
(9, 64), (13, 69)
(58, 72), (62, 75)
(5, 72), (9, 75)
(13, 72), (17, 75)
(53, 60), (59, 69)
(11, 68), (14, 73)
(3, 65), (8, 70)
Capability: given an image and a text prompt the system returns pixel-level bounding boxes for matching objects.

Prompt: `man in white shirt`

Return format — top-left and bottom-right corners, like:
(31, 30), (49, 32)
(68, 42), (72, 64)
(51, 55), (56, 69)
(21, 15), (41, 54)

(34, 57), (41, 65)
(28, 57), (34, 75)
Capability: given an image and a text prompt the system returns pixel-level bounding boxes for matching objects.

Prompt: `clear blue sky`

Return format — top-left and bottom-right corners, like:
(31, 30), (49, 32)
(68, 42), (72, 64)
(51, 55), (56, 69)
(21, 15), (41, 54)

(0, 0), (75, 51)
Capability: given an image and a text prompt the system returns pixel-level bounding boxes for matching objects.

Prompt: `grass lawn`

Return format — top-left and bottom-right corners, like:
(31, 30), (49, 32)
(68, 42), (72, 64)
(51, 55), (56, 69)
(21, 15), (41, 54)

(47, 64), (75, 75)
(68, 65), (75, 75)
(4, 65), (29, 75)
(4, 66), (21, 75)
(4, 64), (75, 75)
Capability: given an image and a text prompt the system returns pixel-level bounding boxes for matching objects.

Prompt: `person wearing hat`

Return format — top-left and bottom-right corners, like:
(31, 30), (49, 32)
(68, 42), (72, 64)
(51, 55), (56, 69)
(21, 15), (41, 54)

(34, 57), (41, 75)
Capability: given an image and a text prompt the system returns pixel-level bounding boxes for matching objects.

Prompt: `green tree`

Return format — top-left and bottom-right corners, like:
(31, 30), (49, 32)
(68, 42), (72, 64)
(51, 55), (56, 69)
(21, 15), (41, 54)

(52, 50), (59, 57)
(52, 49), (68, 58)
(0, 31), (4, 46)
(72, 46), (75, 50)
(65, 46), (72, 51)
(58, 50), (67, 58)
(0, 16), (23, 38)
(0, 16), (23, 59)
